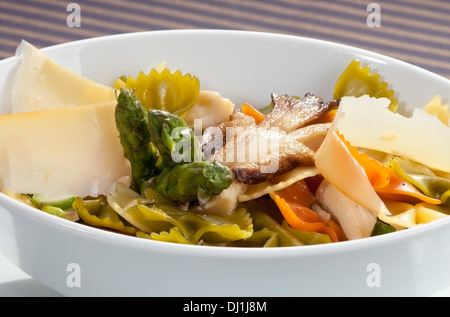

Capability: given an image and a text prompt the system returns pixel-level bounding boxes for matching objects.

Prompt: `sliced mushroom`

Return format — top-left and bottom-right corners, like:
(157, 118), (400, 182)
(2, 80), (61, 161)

(259, 93), (329, 133)
(201, 92), (334, 184)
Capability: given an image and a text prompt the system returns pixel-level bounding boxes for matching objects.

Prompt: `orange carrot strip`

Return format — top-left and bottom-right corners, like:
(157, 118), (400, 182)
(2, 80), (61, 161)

(376, 170), (441, 204)
(337, 131), (440, 205)
(329, 220), (347, 241)
(242, 103), (265, 124)
(275, 180), (323, 223)
(276, 179), (315, 205)
(337, 131), (390, 189)
(270, 188), (339, 242)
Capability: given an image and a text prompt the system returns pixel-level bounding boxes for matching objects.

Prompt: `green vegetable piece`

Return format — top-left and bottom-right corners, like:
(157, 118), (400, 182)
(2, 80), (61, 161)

(148, 110), (232, 203)
(257, 95), (302, 116)
(41, 206), (79, 221)
(31, 194), (76, 210)
(153, 161), (233, 203)
(115, 88), (156, 191)
(281, 220), (332, 245)
(334, 59), (398, 112)
(42, 205), (65, 217)
(371, 220), (396, 236)
(258, 103), (274, 115)
(148, 109), (203, 169)
(115, 63), (200, 116)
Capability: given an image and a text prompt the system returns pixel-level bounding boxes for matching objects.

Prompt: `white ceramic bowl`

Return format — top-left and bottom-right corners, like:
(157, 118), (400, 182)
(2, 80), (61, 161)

(0, 30), (449, 297)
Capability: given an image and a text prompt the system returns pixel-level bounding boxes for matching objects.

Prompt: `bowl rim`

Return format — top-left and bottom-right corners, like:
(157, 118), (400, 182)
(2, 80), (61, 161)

(2, 29), (449, 84)
(1, 29), (450, 258)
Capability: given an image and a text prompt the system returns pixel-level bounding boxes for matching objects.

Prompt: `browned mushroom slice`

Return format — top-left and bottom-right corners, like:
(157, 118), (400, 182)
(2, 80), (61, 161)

(201, 110), (256, 160)
(288, 123), (331, 152)
(230, 139), (316, 184)
(259, 93), (329, 133)
(212, 127), (316, 184)
(201, 92), (333, 185)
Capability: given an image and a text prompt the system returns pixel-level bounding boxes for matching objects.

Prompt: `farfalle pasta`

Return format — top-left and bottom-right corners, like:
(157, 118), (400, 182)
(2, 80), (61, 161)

(2, 41), (450, 247)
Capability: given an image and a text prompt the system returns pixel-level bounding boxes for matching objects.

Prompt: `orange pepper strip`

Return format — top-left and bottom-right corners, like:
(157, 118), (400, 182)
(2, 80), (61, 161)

(270, 180), (340, 242)
(241, 103), (265, 124)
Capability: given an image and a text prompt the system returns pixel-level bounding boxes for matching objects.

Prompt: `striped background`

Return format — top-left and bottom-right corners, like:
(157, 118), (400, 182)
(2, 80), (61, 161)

(0, 0), (449, 79)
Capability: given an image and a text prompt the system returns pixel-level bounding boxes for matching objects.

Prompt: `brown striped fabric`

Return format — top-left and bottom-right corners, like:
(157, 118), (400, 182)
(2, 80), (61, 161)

(0, 0), (449, 79)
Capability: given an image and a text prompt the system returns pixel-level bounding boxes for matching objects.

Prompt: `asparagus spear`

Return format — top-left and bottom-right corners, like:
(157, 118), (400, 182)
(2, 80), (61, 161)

(154, 161), (233, 203)
(115, 88), (156, 191)
(148, 109), (203, 169)
(116, 89), (233, 204)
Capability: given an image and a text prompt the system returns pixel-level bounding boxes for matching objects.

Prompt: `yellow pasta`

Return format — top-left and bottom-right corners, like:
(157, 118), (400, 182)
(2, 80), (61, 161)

(238, 166), (319, 202)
